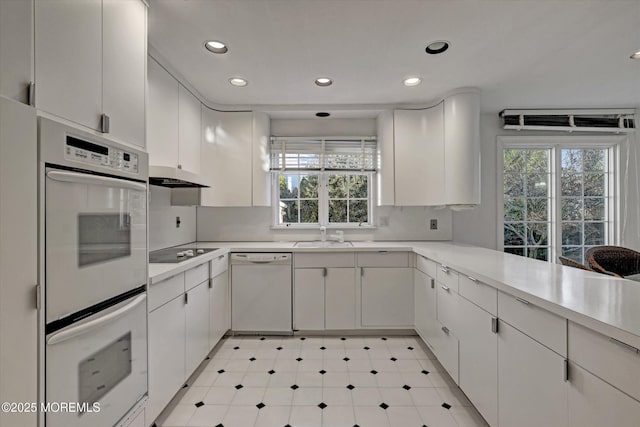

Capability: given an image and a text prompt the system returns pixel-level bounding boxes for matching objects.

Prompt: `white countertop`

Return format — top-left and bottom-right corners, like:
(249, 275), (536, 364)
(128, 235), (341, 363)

(149, 241), (640, 346)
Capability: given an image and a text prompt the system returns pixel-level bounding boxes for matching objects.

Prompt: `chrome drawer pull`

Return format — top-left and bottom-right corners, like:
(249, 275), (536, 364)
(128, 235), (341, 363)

(440, 265), (449, 273)
(441, 285), (450, 292)
(515, 297), (530, 305)
(441, 326), (450, 334)
(609, 337), (639, 354)
(491, 317), (499, 334)
(467, 276), (478, 282)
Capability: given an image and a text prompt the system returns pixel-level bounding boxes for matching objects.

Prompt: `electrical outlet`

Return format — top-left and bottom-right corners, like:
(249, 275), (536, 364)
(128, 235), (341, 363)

(176, 216), (181, 228)
(430, 219), (438, 230)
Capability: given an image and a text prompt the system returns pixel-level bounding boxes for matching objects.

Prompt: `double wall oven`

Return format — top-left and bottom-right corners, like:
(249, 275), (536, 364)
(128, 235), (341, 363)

(40, 118), (148, 427)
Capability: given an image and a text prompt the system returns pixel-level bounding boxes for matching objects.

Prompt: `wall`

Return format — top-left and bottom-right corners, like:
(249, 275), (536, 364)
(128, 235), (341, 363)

(271, 118), (376, 137)
(149, 186), (196, 250)
(452, 111), (640, 251)
(196, 205), (452, 242)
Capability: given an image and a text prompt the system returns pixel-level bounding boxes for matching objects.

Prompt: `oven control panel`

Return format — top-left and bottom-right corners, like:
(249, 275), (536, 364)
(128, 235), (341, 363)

(64, 136), (139, 174)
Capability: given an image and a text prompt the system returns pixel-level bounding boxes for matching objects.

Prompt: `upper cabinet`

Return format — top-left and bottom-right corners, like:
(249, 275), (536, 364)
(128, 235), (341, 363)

(178, 86), (202, 174)
(0, 0), (33, 105)
(147, 58), (179, 167)
(34, 0), (146, 148)
(377, 90), (480, 207)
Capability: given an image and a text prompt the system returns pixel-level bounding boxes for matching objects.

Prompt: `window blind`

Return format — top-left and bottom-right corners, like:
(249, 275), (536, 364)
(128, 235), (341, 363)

(270, 137), (377, 172)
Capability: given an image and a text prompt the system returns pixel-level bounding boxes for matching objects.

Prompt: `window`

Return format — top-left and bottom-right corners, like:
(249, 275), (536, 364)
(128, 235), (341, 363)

(500, 137), (619, 263)
(271, 137), (376, 227)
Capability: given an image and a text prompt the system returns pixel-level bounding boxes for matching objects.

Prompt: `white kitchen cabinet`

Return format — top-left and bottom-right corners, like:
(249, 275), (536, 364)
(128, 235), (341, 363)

(147, 58), (179, 167)
(376, 110), (395, 206)
(443, 91), (480, 206)
(294, 268), (325, 330)
(185, 280), (210, 377)
(148, 295), (186, 424)
(325, 268), (357, 330)
(0, 0), (33, 104)
(103, 0), (146, 148)
(568, 362), (640, 427)
(200, 108), (253, 206)
(209, 270), (229, 348)
(414, 269), (435, 339)
(361, 267), (414, 327)
(393, 104), (445, 206)
(252, 111), (271, 206)
(35, 0), (146, 146)
(498, 320), (568, 427)
(178, 86), (202, 174)
(457, 295), (498, 427)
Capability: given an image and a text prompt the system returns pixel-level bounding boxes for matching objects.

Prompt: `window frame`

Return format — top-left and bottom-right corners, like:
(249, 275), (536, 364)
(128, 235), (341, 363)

(272, 171), (375, 229)
(497, 135), (623, 263)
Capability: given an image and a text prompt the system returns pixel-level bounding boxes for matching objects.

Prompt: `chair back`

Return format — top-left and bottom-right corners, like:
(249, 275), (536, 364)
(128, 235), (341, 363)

(558, 256), (594, 272)
(586, 246), (640, 277)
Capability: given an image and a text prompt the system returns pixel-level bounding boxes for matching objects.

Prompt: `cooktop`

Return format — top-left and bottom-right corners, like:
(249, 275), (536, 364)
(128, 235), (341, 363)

(149, 247), (218, 263)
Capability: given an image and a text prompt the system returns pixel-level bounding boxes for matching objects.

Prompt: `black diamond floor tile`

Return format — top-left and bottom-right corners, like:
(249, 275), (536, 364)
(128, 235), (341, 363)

(300, 337), (306, 340)
(320, 346), (326, 350)
(194, 401), (204, 407)
(215, 424), (224, 427)
(379, 403), (389, 410)
(296, 357), (303, 362)
(276, 347), (283, 350)
(442, 402), (451, 409)
(268, 370), (276, 374)
(233, 346), (240, 350)
(381, 337), (387, 340)
(217, 369), (225, 374)
(346, 384), (355, 390)
(318, 402), (327, 409)
(341, 337), (346, 340)
(421, 370), (430, 375)
(291, 384), (299, 390)
(363, 346), (370, 350)
(256, 402), (265, 409)
(319, 370), (326, 375)
(343, 357), (350, 362)
(390, 357), (397, 361)
(402, 385), (411, 390)
(408, 346), (414, 350)
(249, 357), (256, 361)
(370, 370), (378, 375)
(235, 384), (243, 390)
(260, 337), (266, 340)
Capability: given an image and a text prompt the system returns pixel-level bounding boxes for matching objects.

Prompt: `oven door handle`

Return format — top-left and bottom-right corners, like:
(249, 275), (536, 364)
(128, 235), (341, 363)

(47, 294), (146, 346)
(46, 170), (147, 192)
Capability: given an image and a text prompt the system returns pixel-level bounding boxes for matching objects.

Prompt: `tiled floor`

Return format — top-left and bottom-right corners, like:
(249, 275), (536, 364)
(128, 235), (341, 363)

(159, 335), (489, 427)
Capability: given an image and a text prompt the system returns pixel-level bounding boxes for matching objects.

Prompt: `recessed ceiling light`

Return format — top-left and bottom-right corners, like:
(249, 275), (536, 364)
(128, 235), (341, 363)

(228, 77), (248, 87)
(425, 40), (450, 55)
(315, 77), (333, 87)
(316, 112), (330, 117)
(403, 77), (422, 87)
(631, 50), (640, 59)
(205, 40), (228, 54)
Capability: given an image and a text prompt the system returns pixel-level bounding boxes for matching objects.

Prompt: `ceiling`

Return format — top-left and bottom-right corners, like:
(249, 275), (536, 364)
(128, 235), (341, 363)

(148, 0), (640, 115)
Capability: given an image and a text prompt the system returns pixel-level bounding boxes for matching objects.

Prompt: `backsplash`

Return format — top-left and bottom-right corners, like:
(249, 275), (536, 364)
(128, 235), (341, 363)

(196, 206), (452, 241)
(149, 186), (196, 250)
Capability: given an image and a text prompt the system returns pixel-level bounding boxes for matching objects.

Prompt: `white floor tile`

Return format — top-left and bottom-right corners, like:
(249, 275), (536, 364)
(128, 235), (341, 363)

(415, 405), (459, 427)
(351, 387), (382, 406)
(247, 358), (276, 372)
(255, 348), (280, 359)
(230, 386), (266, 406)
(321, 387), (353, 406)
(297, 359), (323, 372)
(369, 359), (399, 372)
(254, 406), (291, 427)
(345, 348), (369, 359)
(379, 387), (414, 406)
(296, 371), (323, 387)
(400, 371), (434, 388)
(353, 405), (390, 427)
(321, 405), (355, 427)
(262, 387), (294, 406)
(323, 359), (348, 373)
(375, 372), (405, 387)
(203, 386), (236, 405)
(242, 372), (272, 387)
(268, 371), (298, 388)
(322, 372), (350, 388)
(289, 405), (323, 426)
(160, 404), (196, 427)
(346, 358), (373, 372)
(178, 386), (210, 405)
(222, 405), (259, 427)
(224, 359), (251, 372)
(185, 405), (227, 427)
(348, 372), (378, 387)
(386, 406), (423, 426)
(300, 349), (325, 359)
(273, 358), (300, 372)
(394, 359), (423, 372)
(450, 406), (490, 427)
(292, 387), (323, 405)
(212, 372), (245, 387)
(408, 387), (443, 406)
(436, 386), (473, 407)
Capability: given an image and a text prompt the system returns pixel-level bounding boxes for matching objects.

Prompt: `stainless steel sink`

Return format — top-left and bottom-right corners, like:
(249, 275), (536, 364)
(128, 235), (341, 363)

(294, 241), (353, 248)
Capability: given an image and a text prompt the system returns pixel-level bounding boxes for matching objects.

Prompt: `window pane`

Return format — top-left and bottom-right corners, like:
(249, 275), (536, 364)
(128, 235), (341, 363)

(280, 200), (298, 223)
(561, 173), (582, 197)
(280, 175), (299, 198)
(562, 246), (583, 263)
(300, 200), (318, 223)
(584, 222), (605, 246)
(504, 173), (524, 197)
(328, 175), (347, 198)
(527, 247), (548, 261)
(562, 198), (583, 221)
(584, 198), (605, 220)
(562, 149), (583, 173)
(504, 223), (525, 246)
(504, 247), (525, 256)
(300, 175), (319, 198)
(526, 174), (549, 197)
(504, 149), (526, 173)
(328, 200), (347, 223)
(584, 173), (605, 196)
(526, 198), (548, 221)
(583, 149), (606, 172)
(526, 150), (549, 173)
(349, 175), (368, 198)
(349, 200), (368, 223)
(527, 223), (548, 246)
(562, 223), (582, 246)
(505, 198), (525, 221)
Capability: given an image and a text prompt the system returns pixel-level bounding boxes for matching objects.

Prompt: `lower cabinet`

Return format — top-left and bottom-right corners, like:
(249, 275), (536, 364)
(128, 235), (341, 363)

(361, 267), (414, 327)
(325, 268), (357, 329)
(209, 270), (229, 348)
(294, 268), (325, 330)
(568, 362), (640, 427)
(148, 296), (186, 424)
(185, 281), (210, 377)
(414, 268), (435, 338)
(497, 321), (568, 427)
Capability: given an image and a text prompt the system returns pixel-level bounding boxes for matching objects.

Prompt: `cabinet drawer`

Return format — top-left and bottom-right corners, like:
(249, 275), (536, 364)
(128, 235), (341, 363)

(431, 319), (459, 384)
(211, 253), (228, 277)
(357, 251), (410, 267)
(436, 264), (459, 292)
(148, 273), (184, 312)
(437, 282), (460, 333)
(185, 262), (209, 291)
(568, 321), (640, 402)
(498, 291), (566, 356)
(416, 254), (437, 278)
(459, 275), (497, 315)
(295, 252), (355, 268)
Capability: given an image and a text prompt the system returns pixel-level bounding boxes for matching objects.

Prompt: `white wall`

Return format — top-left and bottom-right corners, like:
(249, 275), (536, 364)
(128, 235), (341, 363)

(271, 118), (376, 136)
(149, 186), (196, 250)
(452, 111), (640, 251)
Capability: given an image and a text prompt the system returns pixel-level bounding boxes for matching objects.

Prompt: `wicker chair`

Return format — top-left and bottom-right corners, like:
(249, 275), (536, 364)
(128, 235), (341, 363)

(558, 256), (595, 272)
(586, 246), (640, 278)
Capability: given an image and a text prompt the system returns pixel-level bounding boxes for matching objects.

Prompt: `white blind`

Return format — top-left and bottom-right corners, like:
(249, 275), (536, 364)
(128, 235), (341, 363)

(270, 137), (377, 172)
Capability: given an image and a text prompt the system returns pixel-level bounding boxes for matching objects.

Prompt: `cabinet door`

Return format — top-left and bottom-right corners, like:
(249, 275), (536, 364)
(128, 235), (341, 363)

(252, 112), (271, 206)
(35, 0), (102, 130)
(568, 362), (640, 427)
(178, 86), (201, 173)
(394, 104), (445, 206)
(148, 296), (185, 424)
(186, 281), (210, 376)
(0, 0), (33, 104)
(376, 110), (395, 206)
(209, 271), (229, 348)
(361, 267), (414, 327)
(294, 269), (325, 330)
(200, 108), (253, 206)
(325, 268), (356, 330)
(147, 58), (179, 167)
(498, 321), (568, 427)
(414, 269), (436, 338)
(457, 296), (498, 427)
(103, 0), (146, 147)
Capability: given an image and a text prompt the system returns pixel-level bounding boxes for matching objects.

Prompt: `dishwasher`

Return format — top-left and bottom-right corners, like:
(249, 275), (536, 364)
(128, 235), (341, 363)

(230, 253), (292, 334)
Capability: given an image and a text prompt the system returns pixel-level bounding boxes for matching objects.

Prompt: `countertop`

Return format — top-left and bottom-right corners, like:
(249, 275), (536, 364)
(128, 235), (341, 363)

(149, 241), (640, 346)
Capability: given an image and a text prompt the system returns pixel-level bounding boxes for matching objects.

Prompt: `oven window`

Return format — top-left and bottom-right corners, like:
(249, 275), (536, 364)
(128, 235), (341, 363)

(78, 213), (131, 266)
(78, 332), (132, 408)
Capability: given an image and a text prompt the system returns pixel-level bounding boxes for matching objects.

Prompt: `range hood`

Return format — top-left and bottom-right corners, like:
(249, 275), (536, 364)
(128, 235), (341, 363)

(148, 165), (212, 188)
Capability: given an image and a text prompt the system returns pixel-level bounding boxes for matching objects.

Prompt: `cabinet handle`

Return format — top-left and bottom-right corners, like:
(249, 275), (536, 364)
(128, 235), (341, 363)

(35, 284), (41, 310)
(441, 285), (450, 292)
(515, 297), (530, 305)
(218, 255), (225, 260)
(323, 268), (327, 277)
(28, 82), (35, 107)
(430, 278), (435, 289)
(491, 317), (499, 334)
(608, 337), (640, 354)
(467, 276), (478, 283)
(440, 265), (449, 274)
(208, 278), (213, 289)
(441, 326), (450, 335)
(377, 250), (389, 253)
(177, 164), (182, 169)
(563, 359), (569, 382)
(184, 293), (189, 304)
(100, 113), (110, 133)
(360, 267), (364, 277)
